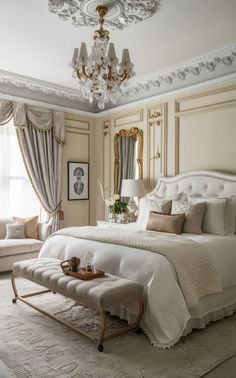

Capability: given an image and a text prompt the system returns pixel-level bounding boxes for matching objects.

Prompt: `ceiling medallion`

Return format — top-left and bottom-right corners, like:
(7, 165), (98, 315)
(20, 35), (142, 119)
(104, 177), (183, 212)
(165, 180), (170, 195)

(70, 5), (135, 109)
(48, 0), (161, 30)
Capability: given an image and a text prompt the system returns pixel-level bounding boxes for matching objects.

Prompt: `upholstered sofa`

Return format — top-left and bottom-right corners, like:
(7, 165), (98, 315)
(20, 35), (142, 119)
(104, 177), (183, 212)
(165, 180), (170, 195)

(0, 219), (51, 272)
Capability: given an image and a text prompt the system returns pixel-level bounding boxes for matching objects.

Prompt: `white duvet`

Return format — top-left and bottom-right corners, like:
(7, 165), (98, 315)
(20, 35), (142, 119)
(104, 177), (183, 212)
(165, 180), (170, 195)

(39, 226), (236, 348)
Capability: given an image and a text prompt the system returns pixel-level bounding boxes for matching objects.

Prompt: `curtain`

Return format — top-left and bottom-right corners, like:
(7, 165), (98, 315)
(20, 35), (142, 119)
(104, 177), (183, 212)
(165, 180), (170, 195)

(117, 135), (137, 197)
(0, 99), (65, 232)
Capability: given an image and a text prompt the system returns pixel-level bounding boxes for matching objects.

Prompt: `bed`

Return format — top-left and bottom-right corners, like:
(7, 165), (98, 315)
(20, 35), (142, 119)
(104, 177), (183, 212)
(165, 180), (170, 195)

(39, 170), (236, 348)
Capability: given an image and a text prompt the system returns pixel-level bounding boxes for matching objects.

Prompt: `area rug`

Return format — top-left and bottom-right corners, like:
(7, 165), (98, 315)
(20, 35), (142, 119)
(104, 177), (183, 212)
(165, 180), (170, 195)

(1, 273), (236, 378)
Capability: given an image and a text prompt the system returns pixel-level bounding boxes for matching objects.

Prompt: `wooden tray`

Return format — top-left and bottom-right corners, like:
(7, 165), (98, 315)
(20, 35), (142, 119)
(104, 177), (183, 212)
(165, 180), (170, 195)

(61, 260), (105, 280)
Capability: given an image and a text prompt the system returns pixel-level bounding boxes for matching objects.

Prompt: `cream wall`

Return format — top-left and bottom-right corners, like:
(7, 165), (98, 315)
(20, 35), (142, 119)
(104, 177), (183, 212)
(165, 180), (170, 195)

(61, 80), (236, 226)
(61, 112), (95, 228)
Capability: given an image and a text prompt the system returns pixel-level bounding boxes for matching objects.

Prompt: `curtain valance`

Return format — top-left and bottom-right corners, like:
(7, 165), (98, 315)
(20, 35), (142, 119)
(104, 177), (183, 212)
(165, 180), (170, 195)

(0, 99), (65, 144)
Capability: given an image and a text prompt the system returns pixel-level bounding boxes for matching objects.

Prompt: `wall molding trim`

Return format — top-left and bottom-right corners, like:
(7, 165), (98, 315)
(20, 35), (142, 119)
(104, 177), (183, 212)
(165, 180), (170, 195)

(0, 44), (235, 114)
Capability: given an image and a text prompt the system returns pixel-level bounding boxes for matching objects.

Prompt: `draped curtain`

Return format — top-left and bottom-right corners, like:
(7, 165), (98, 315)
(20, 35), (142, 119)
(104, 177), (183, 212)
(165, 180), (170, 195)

(117, 135), (137, 197)
(0, 99), (65, 232)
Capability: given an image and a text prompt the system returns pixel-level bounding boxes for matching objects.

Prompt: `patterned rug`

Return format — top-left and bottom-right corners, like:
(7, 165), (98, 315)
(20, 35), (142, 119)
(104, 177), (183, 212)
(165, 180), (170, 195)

(1, 273), (236, 378)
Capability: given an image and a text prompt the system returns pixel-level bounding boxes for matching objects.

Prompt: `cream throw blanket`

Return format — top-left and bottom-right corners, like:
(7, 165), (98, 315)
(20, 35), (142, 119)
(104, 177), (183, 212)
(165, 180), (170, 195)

(53, 227), (222, 308)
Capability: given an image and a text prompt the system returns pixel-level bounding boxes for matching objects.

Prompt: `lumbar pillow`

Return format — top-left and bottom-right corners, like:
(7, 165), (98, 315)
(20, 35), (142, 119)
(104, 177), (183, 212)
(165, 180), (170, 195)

(146, 212), (185, 234)
(190, 198), (231, 235)
(171, 200), (207, 234)
(147, 199), (172, 214)
(12, 215), (39, 239)
(5, 224), (25, 239)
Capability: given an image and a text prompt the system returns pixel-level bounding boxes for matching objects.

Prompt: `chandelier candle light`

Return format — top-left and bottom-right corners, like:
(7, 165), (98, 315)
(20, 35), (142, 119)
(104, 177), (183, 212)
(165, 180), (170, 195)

(70, 5), (135, 110)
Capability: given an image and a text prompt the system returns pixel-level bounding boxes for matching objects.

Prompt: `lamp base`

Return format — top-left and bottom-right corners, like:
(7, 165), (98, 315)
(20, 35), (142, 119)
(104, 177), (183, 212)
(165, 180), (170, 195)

(127, 198), (138, 222)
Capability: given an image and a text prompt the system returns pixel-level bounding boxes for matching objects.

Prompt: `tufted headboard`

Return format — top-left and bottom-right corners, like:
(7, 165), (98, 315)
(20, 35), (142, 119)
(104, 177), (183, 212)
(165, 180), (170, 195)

(148, 170), (236, 198)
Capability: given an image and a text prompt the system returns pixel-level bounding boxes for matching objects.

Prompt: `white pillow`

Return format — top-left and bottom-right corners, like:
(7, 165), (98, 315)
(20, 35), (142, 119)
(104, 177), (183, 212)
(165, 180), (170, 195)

(190, 196), (235, 235)
(137, 198), (172, 230)
(190, 197), (233, 235)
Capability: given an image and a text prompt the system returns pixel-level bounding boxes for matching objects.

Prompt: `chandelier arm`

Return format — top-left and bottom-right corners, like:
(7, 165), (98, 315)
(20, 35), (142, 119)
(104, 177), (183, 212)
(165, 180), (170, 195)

(81, 66), (91, 79)
(118, 72), (128, 83)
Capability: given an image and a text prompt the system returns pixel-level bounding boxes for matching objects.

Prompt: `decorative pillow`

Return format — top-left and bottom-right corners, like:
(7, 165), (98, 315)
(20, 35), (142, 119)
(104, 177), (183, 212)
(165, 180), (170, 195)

(5, 224), (25, 239)
(171, 200), (207, 234)
(146, 212), (185, 235)
(147, 199), (172, 214)
(137, 198), (172, 230)
(13, 215), (39, 239)
(190, 197), (233, 235)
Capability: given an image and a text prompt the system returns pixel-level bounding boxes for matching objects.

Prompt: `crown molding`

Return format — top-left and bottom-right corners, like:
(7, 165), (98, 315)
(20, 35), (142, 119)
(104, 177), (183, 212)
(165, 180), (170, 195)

(0, 44), (236, 113)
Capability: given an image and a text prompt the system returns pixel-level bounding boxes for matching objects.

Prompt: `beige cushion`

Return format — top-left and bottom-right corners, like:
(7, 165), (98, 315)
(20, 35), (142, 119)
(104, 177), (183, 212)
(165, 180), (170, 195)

(171, 200), (207, 234)
(0, 239), (43, 257)
(13, 216), (39, 239)
(146, 212), (185, 234)
(12, 258), (143, 311)
(190, 197), (230, 235)
(147, 199), (172, 214)
(5, 224), (25, 239)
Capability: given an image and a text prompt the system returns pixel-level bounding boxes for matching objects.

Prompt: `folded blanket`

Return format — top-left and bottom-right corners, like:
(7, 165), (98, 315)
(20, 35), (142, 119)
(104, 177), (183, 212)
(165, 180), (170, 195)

(52, 227), (222, 308)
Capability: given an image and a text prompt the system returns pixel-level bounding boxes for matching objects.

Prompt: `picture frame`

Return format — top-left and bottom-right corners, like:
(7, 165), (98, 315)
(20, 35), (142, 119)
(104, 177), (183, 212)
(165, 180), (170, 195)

(67, 161), (89, 200)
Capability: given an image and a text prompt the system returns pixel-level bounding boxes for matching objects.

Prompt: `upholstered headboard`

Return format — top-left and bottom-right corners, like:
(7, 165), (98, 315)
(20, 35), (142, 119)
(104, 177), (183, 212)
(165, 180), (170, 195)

(149, 170), (236, 198)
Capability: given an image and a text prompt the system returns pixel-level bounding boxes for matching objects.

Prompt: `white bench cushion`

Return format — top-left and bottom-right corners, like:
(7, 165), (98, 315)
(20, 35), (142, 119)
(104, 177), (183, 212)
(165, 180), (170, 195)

(0, 239), (43, 258)
(12, 258), (143, 311)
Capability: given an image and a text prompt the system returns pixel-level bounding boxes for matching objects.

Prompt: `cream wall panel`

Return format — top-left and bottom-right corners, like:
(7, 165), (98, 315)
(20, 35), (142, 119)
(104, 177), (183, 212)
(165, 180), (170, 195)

(178, 107), (236, 174)
(62, 117), (91, 228)
(177, 85), (236, 112)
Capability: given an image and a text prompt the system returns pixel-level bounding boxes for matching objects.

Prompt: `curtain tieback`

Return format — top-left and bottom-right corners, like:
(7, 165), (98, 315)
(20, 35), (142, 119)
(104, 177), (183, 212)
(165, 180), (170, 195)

(48, 201), (62, 217)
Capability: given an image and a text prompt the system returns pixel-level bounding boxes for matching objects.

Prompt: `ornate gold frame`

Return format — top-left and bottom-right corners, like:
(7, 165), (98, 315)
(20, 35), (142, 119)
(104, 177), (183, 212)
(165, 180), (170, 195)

(114, 127), (143, 193)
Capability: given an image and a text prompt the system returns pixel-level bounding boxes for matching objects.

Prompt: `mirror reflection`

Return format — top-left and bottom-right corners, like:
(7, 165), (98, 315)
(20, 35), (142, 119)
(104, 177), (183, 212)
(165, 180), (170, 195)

(114, 127), (143, 195)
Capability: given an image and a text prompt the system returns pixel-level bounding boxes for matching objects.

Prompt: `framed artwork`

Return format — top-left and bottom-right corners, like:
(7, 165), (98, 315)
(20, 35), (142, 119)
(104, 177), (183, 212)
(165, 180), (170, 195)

(67, 161), (89, 200)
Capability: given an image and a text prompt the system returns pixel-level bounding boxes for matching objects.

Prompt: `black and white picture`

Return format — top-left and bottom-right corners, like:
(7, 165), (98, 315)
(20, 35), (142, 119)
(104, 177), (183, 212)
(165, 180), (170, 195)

(68, 162), (89, 200)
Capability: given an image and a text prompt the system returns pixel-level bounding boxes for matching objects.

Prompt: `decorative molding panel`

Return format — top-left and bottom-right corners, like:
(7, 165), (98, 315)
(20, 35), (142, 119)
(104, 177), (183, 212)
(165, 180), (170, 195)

(114, 109), (143, 127)
(148, 103), (167, 190)
(174, 84), (236, 174)
(48, 0), (161, 30)
(124, 45), (236, 97)
(0, 44), (235, 113)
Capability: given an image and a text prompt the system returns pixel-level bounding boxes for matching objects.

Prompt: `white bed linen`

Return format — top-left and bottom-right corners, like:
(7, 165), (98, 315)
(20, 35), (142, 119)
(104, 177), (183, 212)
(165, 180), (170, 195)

(39, 227), (236, 348)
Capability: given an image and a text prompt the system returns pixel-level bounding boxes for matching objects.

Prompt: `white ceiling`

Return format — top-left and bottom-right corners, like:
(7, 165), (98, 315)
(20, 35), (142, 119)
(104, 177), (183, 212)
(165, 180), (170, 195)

(0, 0), (236, 112)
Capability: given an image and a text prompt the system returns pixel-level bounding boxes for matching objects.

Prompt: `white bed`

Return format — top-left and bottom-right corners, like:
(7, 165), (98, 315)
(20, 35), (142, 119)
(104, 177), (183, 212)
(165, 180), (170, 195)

(39, 170), (236, 348)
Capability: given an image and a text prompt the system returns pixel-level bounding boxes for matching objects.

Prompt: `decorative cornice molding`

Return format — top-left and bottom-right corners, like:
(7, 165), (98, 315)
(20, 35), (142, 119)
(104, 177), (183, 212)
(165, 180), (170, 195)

(0, 44), (236, 112)
(0, 70), (86, 102)
(48, 0), (161, 30)
(123, 44), (236, 96)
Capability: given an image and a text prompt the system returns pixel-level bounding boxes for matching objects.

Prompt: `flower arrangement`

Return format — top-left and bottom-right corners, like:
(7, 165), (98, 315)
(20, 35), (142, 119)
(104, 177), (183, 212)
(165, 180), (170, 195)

(105, 194), (127, 214)
(97, 179), (127, 214)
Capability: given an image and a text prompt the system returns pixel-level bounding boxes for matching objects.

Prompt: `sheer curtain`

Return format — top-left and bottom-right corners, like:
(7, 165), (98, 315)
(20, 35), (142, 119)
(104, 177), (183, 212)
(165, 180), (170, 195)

(0, 120), (42, 218)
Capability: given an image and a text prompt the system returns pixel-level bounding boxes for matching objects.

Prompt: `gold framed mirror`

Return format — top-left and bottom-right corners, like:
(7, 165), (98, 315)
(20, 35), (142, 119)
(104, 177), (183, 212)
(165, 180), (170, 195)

(114, 127), (143, 194)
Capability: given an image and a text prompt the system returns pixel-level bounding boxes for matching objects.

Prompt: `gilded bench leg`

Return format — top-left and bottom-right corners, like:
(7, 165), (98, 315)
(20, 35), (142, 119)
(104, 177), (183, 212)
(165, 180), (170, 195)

(11, 273), (18, 303)
(98, 309), (106, 352)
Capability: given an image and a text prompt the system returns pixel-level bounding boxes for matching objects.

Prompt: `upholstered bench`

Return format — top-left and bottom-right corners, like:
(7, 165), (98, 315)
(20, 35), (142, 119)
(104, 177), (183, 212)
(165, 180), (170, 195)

(11, 258), (144, 351)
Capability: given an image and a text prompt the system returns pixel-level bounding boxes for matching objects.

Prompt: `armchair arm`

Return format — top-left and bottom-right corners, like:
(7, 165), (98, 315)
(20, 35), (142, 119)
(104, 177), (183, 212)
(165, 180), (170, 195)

(38, 222), (52, 242)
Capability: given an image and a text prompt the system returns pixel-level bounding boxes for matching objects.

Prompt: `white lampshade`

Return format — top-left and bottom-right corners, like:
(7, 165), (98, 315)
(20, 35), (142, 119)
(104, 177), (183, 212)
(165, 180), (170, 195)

(121, 179), (145, 197)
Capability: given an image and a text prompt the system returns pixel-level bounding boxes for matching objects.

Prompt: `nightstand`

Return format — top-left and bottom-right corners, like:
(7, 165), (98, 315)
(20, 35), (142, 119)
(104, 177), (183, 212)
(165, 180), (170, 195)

(96, 221), (130, 228)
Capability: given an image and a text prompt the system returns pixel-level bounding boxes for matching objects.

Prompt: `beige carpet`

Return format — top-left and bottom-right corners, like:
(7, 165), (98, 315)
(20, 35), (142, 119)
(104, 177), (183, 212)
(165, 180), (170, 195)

(1, 273), (236, 378)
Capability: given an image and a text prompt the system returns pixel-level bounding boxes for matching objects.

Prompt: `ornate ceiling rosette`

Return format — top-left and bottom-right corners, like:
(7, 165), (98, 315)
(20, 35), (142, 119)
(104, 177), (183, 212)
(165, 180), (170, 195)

(48, 0), (161, 30)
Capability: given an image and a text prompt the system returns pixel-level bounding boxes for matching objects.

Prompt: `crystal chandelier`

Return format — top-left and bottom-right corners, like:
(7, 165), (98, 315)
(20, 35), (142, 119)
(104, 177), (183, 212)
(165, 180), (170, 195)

(70, 5), (135, 110)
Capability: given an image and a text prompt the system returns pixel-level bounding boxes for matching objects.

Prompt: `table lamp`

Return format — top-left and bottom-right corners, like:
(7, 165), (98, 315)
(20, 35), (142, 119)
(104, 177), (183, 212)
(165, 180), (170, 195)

(121, 179), (145, 222)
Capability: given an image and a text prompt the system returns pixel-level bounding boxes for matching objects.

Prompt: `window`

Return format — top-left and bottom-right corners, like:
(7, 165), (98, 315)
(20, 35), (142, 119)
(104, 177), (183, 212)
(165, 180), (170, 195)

(0, 120), (42, 218)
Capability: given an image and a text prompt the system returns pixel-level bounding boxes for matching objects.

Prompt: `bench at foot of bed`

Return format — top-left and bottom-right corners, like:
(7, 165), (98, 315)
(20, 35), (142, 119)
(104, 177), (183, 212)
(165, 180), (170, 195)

(11, 258), (144, 352)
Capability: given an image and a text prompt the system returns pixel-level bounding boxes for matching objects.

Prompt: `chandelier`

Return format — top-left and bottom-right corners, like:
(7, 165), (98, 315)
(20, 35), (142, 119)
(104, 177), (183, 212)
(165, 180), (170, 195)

(70, 5), (135, 110)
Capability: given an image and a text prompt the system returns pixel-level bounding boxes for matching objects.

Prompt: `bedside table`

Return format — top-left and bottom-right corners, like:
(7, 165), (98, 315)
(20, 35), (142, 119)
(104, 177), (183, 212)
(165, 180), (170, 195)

(96, 221), (130, 228)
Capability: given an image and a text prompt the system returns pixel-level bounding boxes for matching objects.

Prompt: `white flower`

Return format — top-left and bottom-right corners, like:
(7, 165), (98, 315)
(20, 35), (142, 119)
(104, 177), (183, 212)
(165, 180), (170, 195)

(113, 193), (120, 200)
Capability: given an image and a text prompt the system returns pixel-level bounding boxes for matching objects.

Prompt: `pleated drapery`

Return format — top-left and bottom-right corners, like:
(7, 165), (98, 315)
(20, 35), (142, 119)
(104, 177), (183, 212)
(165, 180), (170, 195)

(0, 99), (65, 232)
